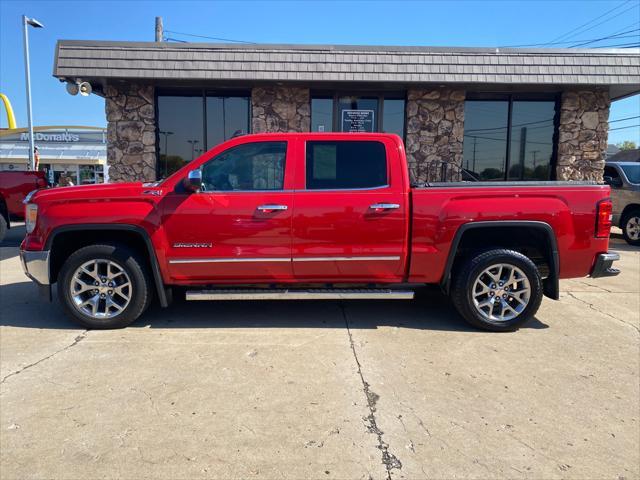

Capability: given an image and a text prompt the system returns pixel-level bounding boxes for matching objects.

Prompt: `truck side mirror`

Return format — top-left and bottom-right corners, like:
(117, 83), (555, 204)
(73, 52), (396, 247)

(183, 169), (202, 193)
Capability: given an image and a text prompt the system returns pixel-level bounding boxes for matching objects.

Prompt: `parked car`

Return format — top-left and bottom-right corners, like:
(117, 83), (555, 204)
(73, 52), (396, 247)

(0, 171), (47, 242)
(604, 161), (640, 246)
(20, 133), (619, 331)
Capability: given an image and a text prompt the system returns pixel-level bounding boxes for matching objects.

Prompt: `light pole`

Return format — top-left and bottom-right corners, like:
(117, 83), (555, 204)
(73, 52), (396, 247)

(187, 139), (199, 161)
(22, 15), (44, 171)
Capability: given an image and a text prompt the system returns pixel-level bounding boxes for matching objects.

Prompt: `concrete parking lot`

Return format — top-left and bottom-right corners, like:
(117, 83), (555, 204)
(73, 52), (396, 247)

(1, 224), (638, 480)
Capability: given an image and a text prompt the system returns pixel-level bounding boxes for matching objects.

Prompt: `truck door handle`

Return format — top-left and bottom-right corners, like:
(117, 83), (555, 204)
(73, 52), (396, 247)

(257, 204), (288, 213)
(370, 203), (400, 212)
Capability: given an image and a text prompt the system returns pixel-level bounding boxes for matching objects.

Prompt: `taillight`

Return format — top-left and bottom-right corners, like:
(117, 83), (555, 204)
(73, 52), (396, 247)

(595, 198), (612, 238)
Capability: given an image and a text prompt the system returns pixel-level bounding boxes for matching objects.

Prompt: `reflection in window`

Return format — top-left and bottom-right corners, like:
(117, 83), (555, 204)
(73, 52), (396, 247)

(306, 141), (387, 190)
(157, 93), (250, 178)
(201, 142), (286, 191)
(157, 95), (203, 179)
(206, 96), (250, 148)
(382, 99), (405, 138)
(463, 101), (508, 181)
(508, 102), (555, 180)
(463, 99), (557, 181)
(311, 98), (333, 132)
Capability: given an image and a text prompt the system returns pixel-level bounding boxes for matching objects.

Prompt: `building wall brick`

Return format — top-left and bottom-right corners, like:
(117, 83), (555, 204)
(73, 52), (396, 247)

(405, 88), (465, 182)
(251, 86), (310, 133)
(105, 83), (156, 182)
(556, 89), (610, 181)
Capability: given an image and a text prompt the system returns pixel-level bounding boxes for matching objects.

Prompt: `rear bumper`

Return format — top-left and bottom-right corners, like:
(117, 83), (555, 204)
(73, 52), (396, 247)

(20, 249), (50, 285)
(590, 252), (620, 278)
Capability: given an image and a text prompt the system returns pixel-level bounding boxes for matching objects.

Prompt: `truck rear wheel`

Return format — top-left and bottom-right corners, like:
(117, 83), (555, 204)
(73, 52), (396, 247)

(451, 249), (543, 332)
(58, 243), (152, 329)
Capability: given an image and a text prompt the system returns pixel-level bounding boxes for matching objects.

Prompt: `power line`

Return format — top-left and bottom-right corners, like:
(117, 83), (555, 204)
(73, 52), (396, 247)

(609, 124), (640, 131)
(501, 29), (639, 48)
(543, 0), (633, 45)
(561, 3), (640, 45)
(610, 116), (640, 123)
(568, 29), (640, 48)
(164, 29), (255, 44)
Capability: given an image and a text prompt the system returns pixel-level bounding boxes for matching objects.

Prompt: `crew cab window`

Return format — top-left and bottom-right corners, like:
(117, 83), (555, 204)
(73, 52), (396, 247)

(201, 142), (286, 191)
(305, 141), (387, 190)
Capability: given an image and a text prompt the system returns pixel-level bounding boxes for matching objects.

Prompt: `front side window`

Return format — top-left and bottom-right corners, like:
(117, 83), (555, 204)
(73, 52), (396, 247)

(463, 98), (557, 181)
(306, 141), (387, 190)
(201, 142), (286, 192)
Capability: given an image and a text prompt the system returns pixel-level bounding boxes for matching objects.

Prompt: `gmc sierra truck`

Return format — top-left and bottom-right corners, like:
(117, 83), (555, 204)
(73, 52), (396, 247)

(20, 133), (620, 331)
(0, 170), (47, 242)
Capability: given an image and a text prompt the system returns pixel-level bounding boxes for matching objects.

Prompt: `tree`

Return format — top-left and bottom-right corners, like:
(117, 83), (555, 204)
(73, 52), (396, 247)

(616, 140), (637, 151)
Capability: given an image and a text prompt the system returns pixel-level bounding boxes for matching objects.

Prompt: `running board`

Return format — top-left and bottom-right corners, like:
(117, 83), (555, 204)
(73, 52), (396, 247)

(185, 288), (415, 301)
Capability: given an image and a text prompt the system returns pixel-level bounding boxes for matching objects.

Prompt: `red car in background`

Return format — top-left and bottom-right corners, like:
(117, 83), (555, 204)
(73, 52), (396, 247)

(0, 171), (47, 242)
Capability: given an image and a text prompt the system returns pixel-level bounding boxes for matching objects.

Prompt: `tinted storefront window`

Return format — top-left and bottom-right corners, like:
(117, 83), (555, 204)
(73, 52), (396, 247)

(463, 98), (557, 181)
(311, 95), (405, 138)
(157, 92), (249, 178)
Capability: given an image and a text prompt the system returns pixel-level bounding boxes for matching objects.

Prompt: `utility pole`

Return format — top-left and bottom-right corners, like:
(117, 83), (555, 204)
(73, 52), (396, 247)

(472, 136), (477, 173)
(155, 17), (163, 42)
(531, 150), (540, 167)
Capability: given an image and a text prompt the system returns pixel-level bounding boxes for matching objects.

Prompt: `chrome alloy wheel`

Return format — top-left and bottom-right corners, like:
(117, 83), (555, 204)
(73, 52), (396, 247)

(626, 216), (640, 241)
(471, 263), (531, 322)
(69, 259), (132, 319)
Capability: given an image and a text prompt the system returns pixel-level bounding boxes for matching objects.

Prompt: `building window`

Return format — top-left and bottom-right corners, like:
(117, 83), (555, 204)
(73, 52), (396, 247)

(156, 90), (250, 178)
(463, 96), (558, 181)
(311, 94), (406, 138)
(201, 141), (286, 191)
(305, 140), (387, 190)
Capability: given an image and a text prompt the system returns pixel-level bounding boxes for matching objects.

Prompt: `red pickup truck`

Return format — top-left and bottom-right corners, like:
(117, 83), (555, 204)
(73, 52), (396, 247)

(0, 171), (47, 242)
(20, 133), (619, 331)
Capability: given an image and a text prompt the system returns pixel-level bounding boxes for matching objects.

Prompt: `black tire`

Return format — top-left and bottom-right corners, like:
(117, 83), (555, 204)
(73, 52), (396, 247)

(621, 209), (640, 246)
(0, 214), (7, 243)
(57, 243), (152, 329)
(451, 249), (543, 332)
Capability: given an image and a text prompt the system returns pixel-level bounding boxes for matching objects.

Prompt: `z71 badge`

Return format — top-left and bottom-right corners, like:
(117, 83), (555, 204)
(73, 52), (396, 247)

(172, 242), (213, 248)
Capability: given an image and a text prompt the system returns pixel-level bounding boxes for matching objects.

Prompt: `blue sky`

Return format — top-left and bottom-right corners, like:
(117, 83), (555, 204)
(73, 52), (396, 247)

(0, 0), (638, 145)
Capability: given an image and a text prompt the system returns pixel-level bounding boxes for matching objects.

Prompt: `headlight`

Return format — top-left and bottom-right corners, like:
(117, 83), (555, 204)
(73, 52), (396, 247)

(25, 204), (38, 234)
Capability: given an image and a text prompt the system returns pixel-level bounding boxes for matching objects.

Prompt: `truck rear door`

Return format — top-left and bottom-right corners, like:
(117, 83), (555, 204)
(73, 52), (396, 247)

(291, 136), (409, 282)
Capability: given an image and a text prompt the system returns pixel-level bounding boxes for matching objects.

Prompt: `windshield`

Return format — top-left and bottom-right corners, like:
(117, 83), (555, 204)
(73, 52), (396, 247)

(621, 164), (640, 184)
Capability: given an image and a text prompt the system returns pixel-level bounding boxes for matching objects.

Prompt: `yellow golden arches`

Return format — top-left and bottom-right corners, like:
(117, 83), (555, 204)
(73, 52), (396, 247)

(0, 93), (17, 129)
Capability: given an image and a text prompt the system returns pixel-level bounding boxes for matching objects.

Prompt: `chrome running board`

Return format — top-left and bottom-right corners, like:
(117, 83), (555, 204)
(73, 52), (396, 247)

(185, 288), (415, 301)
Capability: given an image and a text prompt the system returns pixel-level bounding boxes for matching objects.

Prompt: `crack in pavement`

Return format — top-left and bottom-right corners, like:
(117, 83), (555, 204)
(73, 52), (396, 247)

(0, 331), (88, 385)
(566, 292), (640, 334)
(340, 303), (402, 480)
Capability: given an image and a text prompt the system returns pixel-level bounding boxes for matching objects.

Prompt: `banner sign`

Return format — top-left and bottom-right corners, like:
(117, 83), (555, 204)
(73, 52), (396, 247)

(341, 110), (375, 133)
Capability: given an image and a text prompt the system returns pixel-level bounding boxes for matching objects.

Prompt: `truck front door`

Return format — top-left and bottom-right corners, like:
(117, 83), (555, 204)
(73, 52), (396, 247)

(291, 137), (408, 282)
(161, 140), (294, 283)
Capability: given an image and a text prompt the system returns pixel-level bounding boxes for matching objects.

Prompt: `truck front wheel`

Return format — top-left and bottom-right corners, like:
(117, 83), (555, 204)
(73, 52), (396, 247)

(58, 243), (152, 329)
(451, 249), (543, 332)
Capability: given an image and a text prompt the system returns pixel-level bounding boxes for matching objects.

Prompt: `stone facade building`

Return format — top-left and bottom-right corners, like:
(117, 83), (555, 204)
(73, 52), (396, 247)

(53, 41), (639, 183)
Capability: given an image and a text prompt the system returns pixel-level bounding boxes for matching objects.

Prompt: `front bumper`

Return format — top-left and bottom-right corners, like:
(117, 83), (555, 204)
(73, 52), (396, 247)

(590, 252), (621, 278)
(20, 249), (50, 285)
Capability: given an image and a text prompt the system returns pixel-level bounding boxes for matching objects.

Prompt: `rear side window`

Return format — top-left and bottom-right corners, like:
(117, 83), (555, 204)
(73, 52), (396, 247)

(305, 141), (387, 190)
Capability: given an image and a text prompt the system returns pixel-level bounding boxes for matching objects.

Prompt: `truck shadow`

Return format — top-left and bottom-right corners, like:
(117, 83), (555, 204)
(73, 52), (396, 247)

(0, 282), (548, 332)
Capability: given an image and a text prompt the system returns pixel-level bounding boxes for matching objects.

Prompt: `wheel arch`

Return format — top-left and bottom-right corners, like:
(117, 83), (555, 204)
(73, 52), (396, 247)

(46, 224), (168, 307)
(441, 221), (559, 300)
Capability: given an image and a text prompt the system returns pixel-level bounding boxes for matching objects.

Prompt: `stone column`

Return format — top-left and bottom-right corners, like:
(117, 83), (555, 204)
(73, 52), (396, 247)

(251, 86), (310, 133)
(405, 88), (465, 183)
(105, 84), (156, 182)
(557, 90), (610, 181)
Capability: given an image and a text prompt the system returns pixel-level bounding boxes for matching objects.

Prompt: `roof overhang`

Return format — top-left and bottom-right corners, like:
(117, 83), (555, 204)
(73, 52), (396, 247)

(54, 40), (640, 100)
